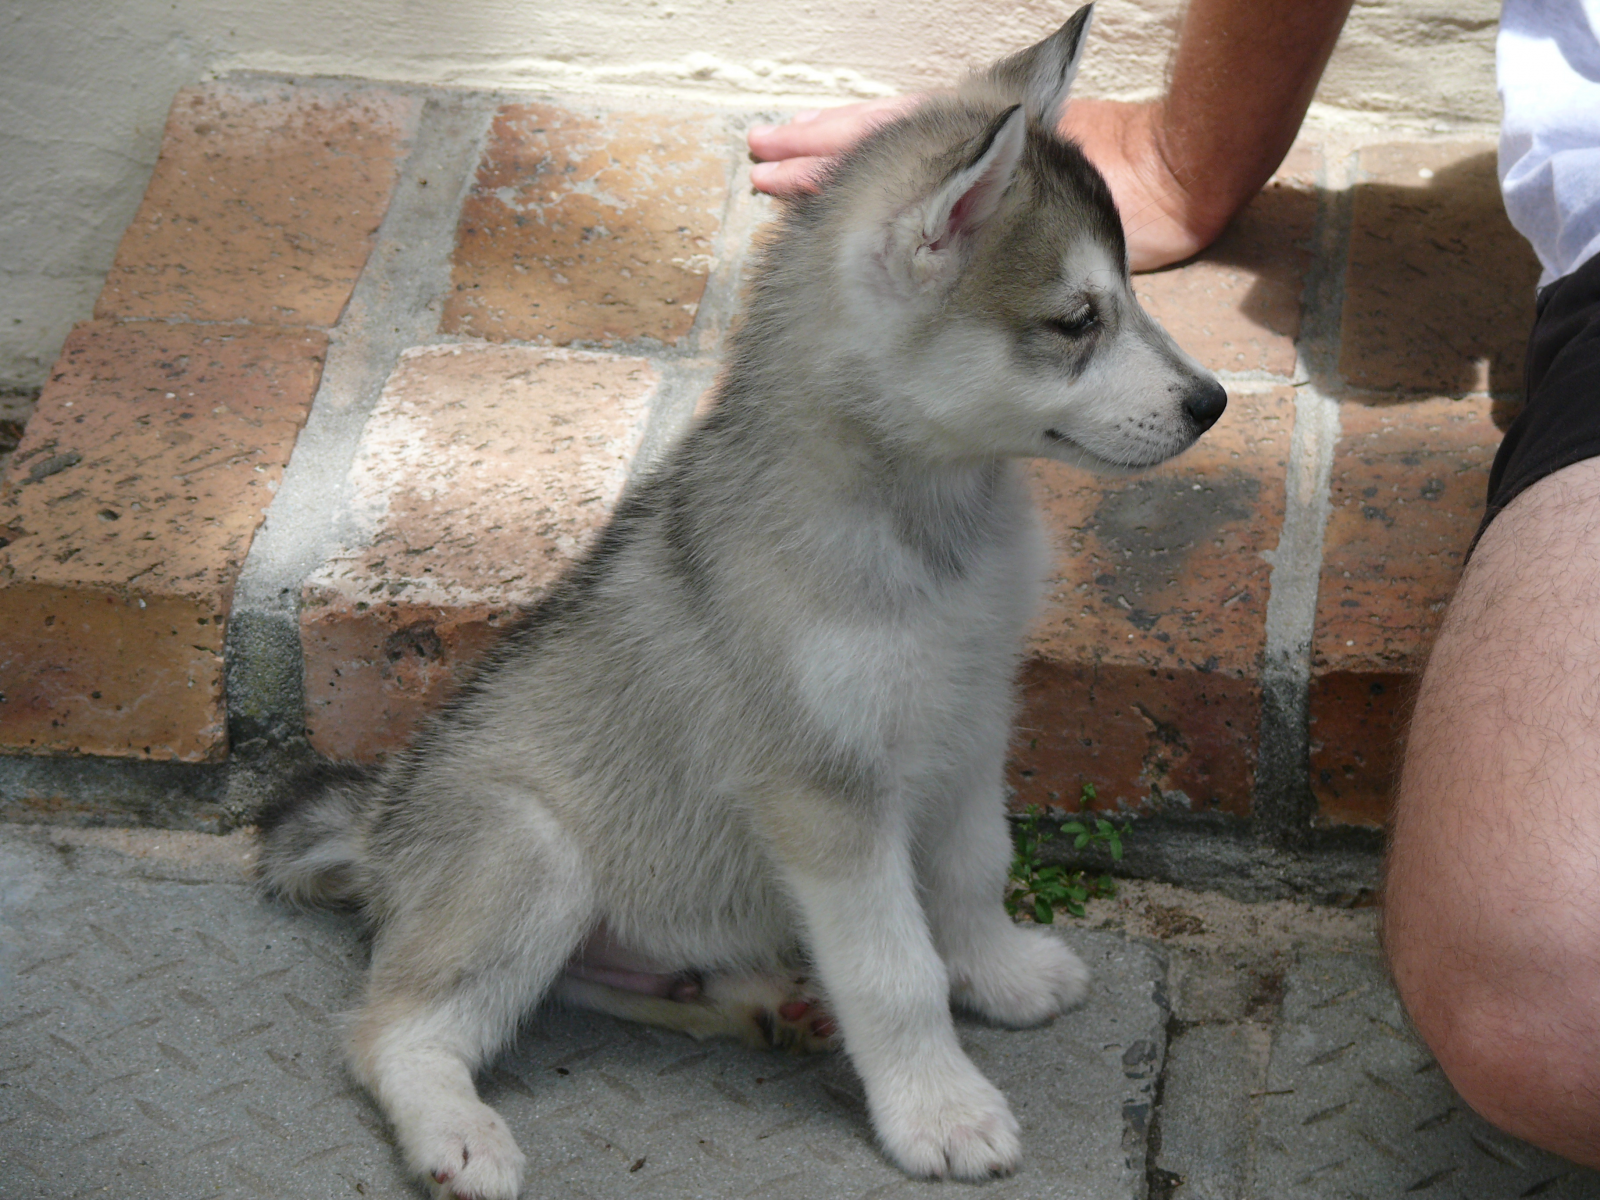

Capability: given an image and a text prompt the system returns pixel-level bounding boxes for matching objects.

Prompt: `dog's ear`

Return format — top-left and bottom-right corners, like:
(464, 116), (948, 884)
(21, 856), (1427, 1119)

(989, 4), (1093, 130)
(922, 104), (1027, 250)
(885, 103), (1025, 290)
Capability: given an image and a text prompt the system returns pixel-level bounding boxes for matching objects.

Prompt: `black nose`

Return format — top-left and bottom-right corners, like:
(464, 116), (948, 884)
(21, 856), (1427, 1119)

(1183, 378), (1227, 433)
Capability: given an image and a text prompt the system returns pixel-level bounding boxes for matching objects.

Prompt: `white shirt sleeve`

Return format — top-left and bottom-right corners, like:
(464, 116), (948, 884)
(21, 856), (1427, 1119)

(1498, 0), (1600, 287)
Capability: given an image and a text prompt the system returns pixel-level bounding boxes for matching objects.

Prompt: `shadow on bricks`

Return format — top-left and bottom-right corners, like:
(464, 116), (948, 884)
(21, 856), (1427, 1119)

(1340, 148), (1541, 397)
(1135, 143), (1319, 378)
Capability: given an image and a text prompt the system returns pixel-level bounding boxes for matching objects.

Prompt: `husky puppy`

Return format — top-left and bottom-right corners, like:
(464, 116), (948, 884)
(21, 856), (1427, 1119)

(258, 6), (1225, 1196)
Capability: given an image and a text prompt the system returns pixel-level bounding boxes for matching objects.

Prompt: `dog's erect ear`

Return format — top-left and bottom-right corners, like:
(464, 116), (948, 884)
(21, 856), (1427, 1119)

(989, 4), (1093, 130)
(874, 105), (1024, 292)
(919, 104), (1027, 254)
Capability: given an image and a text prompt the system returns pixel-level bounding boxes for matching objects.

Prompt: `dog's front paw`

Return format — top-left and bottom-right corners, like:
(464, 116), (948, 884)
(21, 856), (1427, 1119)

(410, 1100), (527, 1200)
(950, 925), (1089, 1028)
(874, 1066), (1022, 1180)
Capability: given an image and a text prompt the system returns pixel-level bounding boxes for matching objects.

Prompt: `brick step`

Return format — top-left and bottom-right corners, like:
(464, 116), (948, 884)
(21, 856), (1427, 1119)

(0, 77), (1540, 838)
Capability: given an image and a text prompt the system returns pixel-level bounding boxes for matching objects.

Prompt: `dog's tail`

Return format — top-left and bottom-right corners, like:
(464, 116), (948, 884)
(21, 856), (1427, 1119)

(255, 764), (378, 909)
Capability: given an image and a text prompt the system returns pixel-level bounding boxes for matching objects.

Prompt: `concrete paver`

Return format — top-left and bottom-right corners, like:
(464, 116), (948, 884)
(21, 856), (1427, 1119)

(1255, 953), (1599, 1199)
(0, 824), (1165, 1200)
(1154, 1023), (1268, 1199)
(9, 833), (1600, 1200)
(1, 830), (391, 1197)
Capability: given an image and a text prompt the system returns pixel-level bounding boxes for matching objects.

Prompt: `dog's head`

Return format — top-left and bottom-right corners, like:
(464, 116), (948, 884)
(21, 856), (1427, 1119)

(810, 4), (1226, 471)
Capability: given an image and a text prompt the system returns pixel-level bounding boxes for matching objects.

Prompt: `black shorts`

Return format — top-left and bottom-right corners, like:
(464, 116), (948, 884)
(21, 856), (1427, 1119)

(1480, 249), (1600, 542)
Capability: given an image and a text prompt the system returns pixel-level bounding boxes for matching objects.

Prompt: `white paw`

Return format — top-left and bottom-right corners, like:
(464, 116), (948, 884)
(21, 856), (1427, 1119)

(873, 1065), (1022, 1180)
(950, 925), (1089, 1028)
(409, 1100), (527, 1200)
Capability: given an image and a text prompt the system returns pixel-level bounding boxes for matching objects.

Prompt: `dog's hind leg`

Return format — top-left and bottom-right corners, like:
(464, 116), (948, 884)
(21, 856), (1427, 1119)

(921, 773), (1088, 1028)
(554, 970), (838, 1052)
(348, 801), (596, 1200)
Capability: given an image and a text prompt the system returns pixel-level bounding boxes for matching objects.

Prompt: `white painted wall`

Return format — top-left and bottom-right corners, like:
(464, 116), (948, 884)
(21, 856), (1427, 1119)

(1, 0), (1500, 388)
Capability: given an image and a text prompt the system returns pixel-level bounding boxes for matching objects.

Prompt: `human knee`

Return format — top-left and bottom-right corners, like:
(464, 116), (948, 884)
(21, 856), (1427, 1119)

(1387, 890), (1600, 1161)
(1411, 985), (1600, 1162)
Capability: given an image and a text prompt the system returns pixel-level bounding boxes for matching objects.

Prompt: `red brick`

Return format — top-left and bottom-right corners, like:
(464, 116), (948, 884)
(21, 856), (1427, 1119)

(301, 343), (657, 761)
(95, 80), (418, 326)
(1309, 395), (1502, 825)
(301, 599), (517, 762)
(0, 321), (326, 760)
(442, 104), (729, 346)
(1306, 670), (1417, 829)
(0, 585), (229, 762)
(1338, 142), (1542, 394)
(1134, 144), (1318, 376)
(1010, 386), (1294, 815)
(1013, 658), (1261, 818)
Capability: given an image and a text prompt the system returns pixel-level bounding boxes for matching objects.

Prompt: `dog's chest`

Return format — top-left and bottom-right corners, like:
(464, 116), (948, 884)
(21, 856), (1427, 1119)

(786, 517), (1043, 759)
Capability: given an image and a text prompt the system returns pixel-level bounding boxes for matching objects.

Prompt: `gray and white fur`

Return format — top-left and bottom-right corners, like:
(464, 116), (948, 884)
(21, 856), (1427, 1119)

(258, 7), (1226, 1196)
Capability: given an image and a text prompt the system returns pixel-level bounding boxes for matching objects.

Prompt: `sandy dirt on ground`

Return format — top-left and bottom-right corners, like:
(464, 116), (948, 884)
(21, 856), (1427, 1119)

(27, 822), (259, 876)
(1077, 877), (1378, 955)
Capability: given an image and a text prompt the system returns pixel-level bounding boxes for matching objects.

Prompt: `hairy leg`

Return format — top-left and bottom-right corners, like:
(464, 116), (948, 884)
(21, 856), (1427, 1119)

(920, 775), (1088, 1026)
(1386, 456), (1600, 1166)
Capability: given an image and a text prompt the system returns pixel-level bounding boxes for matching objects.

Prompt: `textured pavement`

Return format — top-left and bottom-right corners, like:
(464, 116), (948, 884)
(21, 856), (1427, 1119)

(1253, 956), (1594, 1200)
(5, 823), (1600, 1199)
(2, 824), (1164, 1200)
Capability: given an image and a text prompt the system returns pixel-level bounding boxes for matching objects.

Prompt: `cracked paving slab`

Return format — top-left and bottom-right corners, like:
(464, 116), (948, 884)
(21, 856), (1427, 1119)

(0, 824), (1165, 1199)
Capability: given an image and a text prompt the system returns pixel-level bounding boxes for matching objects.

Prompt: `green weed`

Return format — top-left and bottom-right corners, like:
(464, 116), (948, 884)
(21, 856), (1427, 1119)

(1006, 783), (1128, 923)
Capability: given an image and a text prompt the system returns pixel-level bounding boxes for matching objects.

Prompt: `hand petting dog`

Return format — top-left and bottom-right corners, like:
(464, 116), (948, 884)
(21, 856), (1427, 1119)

(749, 95), (1213, 272)
(749, 0), (1353, 274)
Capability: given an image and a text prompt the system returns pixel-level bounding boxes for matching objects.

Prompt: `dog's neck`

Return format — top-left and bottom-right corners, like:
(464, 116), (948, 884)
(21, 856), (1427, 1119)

(706, 352), (1027, 591)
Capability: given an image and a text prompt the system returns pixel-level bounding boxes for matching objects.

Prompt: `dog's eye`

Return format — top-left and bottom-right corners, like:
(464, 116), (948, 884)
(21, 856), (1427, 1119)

(1046, 306), (1097, 338)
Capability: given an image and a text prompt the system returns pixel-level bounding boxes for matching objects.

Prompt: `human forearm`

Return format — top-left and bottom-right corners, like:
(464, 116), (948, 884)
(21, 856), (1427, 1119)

(747, 0), (1356, 271)
(1144, 0), (1354, 240)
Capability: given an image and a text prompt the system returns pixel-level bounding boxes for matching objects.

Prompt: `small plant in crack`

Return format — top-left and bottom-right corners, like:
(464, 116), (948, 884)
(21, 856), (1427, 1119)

(1006, 782), (1128, 922)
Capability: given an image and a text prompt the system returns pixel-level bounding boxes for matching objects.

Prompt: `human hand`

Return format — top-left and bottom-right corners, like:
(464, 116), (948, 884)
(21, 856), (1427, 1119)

(747, 96), (923, 195)
(1059, 98), (1232, 272)
(748, 95), (1231, 272)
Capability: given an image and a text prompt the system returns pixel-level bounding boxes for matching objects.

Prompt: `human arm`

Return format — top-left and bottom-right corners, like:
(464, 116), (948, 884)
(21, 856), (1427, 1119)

(746, 0), (1354, 271)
